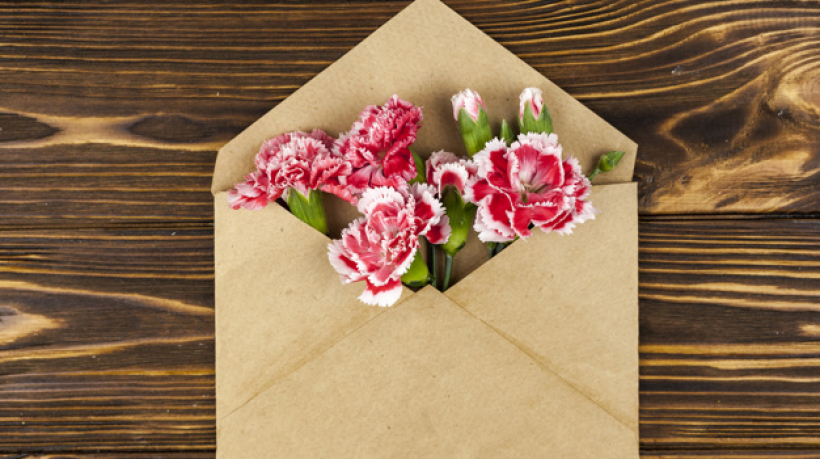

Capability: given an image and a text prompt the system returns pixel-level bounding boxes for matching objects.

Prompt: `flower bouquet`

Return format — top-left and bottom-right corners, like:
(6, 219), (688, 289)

(228, 89), (625, 307)
(212, 0), (640, 457)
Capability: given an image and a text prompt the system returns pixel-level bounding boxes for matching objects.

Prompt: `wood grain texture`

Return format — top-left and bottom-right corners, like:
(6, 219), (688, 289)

(0, 456), (215, 459)
(640, 219), (820, 450)
(2, 452), (817, 459)
(1, 0), (819, 227)
(2, 0), (820, 456)
(0, 228), (214, 452)
(644, 452), (820, 458)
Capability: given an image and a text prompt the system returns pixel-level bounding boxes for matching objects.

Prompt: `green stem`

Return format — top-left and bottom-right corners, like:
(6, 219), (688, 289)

(428, 237), (438, 290)
(587, 169), (600, 181)
(442, 253), (454, 291)
(487, 242), (497, 258)
(490, 241), (511, 258)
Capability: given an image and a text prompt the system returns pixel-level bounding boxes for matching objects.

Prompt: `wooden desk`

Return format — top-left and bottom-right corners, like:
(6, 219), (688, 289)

(1, 1), (818, 457)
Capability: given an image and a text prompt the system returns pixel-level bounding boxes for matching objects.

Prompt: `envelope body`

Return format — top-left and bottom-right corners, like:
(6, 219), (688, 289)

(212, 0), (640, 457)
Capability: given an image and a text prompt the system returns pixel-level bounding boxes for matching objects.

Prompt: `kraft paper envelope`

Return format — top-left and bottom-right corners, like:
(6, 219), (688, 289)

(212, 0), (639, 457)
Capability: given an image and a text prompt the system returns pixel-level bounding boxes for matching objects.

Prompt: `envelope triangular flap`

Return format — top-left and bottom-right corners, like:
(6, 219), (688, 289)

(215, 194), (414, 418)
(218, 287), (637, 458)
(446, 183), (639, 432)
(210, 0), (637, 197)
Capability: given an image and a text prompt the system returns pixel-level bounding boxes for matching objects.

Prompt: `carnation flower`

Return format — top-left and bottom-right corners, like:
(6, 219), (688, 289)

(425, 150), (478, 196)
(227, 129), (352, 210)
(451, 88), (486, 122)
(465, 133), (594, 242)
(226, 170), (270, 211)
(335, 95), (422, 197)
(328, 184), (451, 307)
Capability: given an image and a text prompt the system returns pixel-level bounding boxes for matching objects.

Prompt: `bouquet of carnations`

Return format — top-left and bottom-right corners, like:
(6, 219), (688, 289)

(227, 88), (623, 307)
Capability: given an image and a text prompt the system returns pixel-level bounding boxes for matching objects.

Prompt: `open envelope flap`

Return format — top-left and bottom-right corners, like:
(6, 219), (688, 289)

(215, 194), (416, 419)
(210, 0), (637, 197)
(218, 286), (637, 458)
(446, 183), (639, 432)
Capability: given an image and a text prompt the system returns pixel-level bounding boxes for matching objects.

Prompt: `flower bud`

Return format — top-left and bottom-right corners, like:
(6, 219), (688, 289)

(451, 88), (486, 122)
(519, 87), (553, 135)
(588, 150), (626, 181)
(598, 150), (625, 173)
(452, 88), (493, 157)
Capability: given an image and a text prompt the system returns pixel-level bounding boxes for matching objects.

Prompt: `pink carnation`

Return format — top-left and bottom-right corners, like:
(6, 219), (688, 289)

(465, 133), (594, 242)
(226, 170), (270, 210)
(227, 130), (352, 210)
(425, 150), (478, 196)
(335, 95), (422, 197)
(328, 184), (451, 307)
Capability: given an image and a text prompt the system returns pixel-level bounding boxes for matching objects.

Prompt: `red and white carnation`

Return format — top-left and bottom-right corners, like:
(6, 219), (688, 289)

(227, 129), (352, 209)
(451, 88), (486, 122)
(425, 150), (478, 196)
(465, 133), (595, 242)
(335, 95), (422, 197)
(328, 184), (451, 307)
(226, 170), (270, 211)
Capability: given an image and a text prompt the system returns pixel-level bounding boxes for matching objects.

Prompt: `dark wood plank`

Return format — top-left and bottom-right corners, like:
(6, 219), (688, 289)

(640, 218), (820, 449)
(1, 0), (819, 228)
(643, 452), (820, 458)
(1, 219), (819, 452)
(8, 451), (820, 459)
(0, 455), (215, 459)
(0, 227), (214, 452)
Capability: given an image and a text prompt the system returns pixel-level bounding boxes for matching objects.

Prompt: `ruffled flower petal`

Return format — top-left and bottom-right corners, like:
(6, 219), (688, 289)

(226, 171), (272, 210)
(328, 186), (449, 307)
(335, 95), (422, 197)
(425, 214), (452, 245)
(426, 150), (478, 198)
(229, 129), (350, 210)
(360, 278), (403, 307)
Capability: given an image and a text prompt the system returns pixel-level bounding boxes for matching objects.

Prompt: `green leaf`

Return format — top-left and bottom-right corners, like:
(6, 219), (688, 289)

(401, 249), (429, 288)
(519, 103), (553, 135)
(457, 107), (493, 157)
(440, 190), (477, 257)
(499, 119), (515, 146)
(287, 189), (328, 235)
(408, 148), (426, 185)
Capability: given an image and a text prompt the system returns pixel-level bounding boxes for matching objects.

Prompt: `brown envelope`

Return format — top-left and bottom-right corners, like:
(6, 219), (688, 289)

(212, 0), (639, 457)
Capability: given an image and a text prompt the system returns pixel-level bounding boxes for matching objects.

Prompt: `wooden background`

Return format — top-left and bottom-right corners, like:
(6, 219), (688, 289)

(1, 0), (819, 457)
